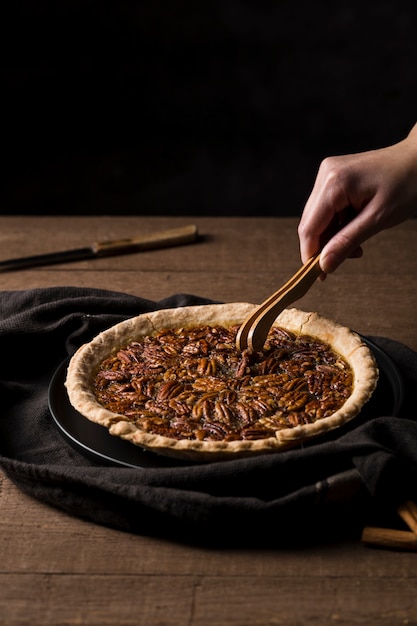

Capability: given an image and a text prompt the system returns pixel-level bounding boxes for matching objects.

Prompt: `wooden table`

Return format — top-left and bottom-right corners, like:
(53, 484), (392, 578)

(1, 216), (416, 626)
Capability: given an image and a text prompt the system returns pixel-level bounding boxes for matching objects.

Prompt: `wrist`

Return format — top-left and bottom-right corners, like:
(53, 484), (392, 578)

(395, 123), (417, 165)
(407, 122), (417, 144)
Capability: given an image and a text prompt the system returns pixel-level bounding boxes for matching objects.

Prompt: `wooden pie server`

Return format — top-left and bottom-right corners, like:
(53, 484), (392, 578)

(236, 253), (322, 352)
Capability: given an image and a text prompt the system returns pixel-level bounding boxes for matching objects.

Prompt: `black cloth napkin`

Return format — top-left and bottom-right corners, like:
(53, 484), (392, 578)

(1, 287), (417, 546)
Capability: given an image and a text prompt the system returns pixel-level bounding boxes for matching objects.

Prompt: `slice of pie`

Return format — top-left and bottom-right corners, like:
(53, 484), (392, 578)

(65, 303), (378, 462)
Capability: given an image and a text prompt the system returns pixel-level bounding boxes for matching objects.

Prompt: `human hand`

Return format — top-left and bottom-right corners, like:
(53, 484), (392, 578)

(298, 123), (417, 274)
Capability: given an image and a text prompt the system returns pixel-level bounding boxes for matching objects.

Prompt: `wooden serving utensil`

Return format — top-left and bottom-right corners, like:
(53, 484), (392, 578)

(236, 253), (322, 352)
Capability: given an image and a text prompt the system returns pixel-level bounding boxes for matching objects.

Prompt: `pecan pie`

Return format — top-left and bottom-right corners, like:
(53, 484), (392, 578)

(65, 303), (378, 461)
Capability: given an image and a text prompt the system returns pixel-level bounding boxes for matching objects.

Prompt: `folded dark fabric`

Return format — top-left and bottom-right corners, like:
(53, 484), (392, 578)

(1, 287), (417, 545)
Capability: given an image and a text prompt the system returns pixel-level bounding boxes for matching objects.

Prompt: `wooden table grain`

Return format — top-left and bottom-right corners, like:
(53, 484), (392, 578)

(1, 216), (417, 626)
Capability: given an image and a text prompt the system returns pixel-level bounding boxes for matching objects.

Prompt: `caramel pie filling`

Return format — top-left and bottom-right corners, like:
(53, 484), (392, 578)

(91, 324), (354, 442)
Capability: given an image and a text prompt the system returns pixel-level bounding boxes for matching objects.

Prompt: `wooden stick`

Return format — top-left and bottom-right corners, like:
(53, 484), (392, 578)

(362, 526), (417, 551)
(397, 500), (417, 534)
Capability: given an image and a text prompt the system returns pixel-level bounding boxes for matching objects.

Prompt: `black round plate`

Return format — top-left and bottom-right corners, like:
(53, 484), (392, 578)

(48, 338), (404, 468)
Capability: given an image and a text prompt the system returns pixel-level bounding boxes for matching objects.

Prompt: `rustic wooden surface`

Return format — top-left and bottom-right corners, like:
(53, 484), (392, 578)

(1, 216), (417, 626)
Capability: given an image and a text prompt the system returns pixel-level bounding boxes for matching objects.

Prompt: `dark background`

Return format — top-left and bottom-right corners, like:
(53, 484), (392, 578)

(3, 1), (417, 217)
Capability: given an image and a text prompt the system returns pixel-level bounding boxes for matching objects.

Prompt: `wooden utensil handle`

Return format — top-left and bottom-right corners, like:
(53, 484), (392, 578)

(93, 225), (198, 255)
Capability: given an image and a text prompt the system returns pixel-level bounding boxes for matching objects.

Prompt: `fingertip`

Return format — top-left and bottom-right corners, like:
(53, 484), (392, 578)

(319, 251), (341, 274)
(300, 240), (320, 266)
(320, 244), (363, 272)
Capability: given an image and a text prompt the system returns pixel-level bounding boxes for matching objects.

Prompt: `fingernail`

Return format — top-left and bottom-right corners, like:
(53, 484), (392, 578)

(320, 251), (340, 274)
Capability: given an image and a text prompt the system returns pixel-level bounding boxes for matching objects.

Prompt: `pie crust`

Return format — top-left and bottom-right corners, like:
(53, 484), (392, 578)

(65, 303), (378, 462)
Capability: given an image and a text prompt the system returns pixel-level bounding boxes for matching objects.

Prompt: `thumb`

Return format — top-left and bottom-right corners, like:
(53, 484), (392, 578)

(319, 210), (376, 273)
